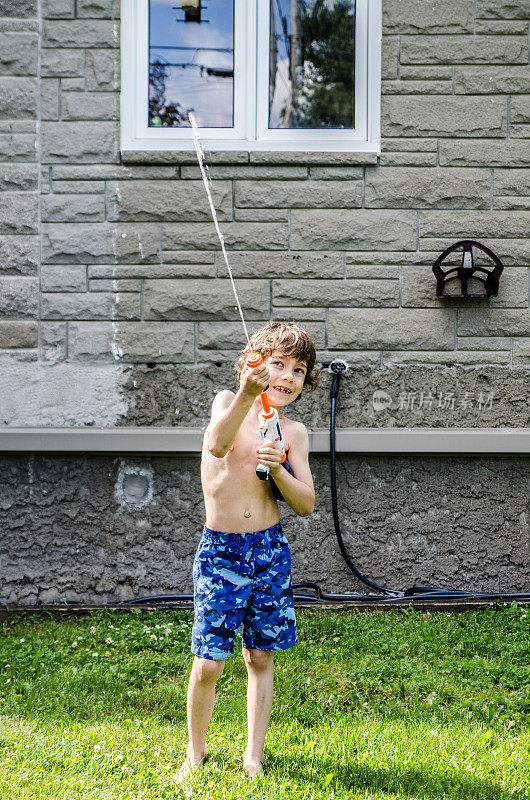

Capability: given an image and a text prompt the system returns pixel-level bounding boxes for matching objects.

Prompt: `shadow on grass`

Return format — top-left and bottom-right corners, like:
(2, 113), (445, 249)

(270, 753), (522, 800)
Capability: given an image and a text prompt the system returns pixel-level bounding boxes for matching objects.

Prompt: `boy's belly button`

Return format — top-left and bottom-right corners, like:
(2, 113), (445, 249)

(244, 510), (251, 518)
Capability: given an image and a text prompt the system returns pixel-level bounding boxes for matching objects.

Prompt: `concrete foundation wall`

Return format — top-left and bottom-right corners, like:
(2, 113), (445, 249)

(1, 453), (528, 605)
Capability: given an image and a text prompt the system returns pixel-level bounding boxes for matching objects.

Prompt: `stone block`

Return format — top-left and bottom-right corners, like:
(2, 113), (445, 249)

(271, 307), (327, 321)
(89, 278), (141, 292)
(41, 292), (140, 320)
(197, 320), (325, 350)
(455, 66), (530, 94)
(43, 20), (119, 48)
(180, 165), (308, 180)
(41, 265), (87, 292)
(51, 164), (179, 180)
(122, 150), (249, 166)
(52, 180), (105, 194)
(511, 96), (530, 124)
(0, 78), (37, 119)
(41, 48), (85, 77)
(273, 278), (399, 308)
(40, 79), (59, 120)
(400, 34), (528, 64)
(86, 50), (120, 91)
(476, 1), (530, 20)
(0, 194), (38, 235)
(161, 222), (287, 251)
(379, 152), (438, 167)
(226, 251), (343, 278)
(61, 78), (85, 91)
(381, 350), (509, 366)
(235, 180), (362, 209)
(0, 235), (38, 275)
(493, 196), (530, 210)
(41, 321), (67, 362)
(400, 67), (454, 81)
(419, 210), (530, 239)
(144, 279), (269, 322)
(308, 167), (364, 180)
(344, 266), (399, 279)
(1, 0), (37, 16)
(0, 164), (38, 192)
(494, 169), (530, 196)
(381, 138), (438, 152)
(0, 134), (36, 160)
(0, 321), (37, 348)
(111, 225), (160, 264)
(328, 308), (455, 349)
(60, 92), (119, 121)
(458, 308), (530, 337)
(382, 80), (452, 95)
(458, 336), (511, 350)
(402, 266), (528, 307)
(381, 95), (506, 137)
(160, 250), (215, 264)
(41, 194), (105, 223)
(0, 277), (38, 319)
(77, 0), (120, 17)
(43, 0), (74, 16)
(510, 124), (530, 138)
(512, 339), (530, 364)
(365, 167), (491, 209)
(475, 20), (530, 34)
(383, 0), (474, 33)
(345, 251), (433, 266)
(440, 139), (530, 167)
(106, 180), (232, 223)
(234, 209), (289, 223)
(41, 223), (109, 263)
(41, 122), (119, 164)
(0, 33), (38, 76)
(381, 37), (399, 80)
(290, 210), (417, 251)
(68, 322), (193, 363)
(89, 263), (215, 279)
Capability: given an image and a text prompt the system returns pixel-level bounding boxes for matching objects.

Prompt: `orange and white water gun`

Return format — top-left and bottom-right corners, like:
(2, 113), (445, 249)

(246, 352), (286, 481)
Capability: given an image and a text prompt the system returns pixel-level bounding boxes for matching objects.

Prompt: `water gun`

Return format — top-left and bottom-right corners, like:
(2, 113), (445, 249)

(246, 352), (286, 481)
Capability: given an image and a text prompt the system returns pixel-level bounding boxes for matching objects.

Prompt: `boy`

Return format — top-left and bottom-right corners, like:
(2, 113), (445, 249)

(176, 322), (319, 784)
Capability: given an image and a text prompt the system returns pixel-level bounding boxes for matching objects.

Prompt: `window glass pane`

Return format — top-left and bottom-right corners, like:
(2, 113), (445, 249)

(149, 0), (234, 128)
(269, 0), (355, 129)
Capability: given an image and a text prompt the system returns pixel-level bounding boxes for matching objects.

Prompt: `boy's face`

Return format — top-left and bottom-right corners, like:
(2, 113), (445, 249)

(264, 349), (307, 408)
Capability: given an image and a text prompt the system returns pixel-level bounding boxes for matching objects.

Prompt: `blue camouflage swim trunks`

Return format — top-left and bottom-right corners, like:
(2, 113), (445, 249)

(191, 521), (297, 660)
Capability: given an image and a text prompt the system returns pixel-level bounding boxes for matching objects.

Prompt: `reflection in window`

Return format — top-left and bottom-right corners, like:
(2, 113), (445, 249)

(149, 0), (234, 128)
(269, 0), (355, 129)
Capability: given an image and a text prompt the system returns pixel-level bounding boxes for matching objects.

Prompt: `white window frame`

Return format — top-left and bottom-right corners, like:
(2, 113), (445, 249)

(121, 0), (381, 153)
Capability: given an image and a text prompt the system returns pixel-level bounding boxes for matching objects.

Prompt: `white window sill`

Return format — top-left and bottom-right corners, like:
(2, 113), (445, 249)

(120, 149), (380, 165)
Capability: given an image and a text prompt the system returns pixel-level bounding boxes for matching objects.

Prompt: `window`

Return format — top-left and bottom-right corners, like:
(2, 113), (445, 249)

(121, 0), (381, 153)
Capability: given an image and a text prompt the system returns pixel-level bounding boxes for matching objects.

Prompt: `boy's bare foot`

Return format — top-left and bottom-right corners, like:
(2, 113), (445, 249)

(243, 755), (264, 778)
(173, 752), (209, 784)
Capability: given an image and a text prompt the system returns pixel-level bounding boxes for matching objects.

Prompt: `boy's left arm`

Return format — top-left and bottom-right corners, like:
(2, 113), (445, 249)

(257, 422), (315, 517)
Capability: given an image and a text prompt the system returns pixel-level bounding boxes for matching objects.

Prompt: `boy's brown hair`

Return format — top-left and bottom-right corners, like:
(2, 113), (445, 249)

(235, 322), (320, 394)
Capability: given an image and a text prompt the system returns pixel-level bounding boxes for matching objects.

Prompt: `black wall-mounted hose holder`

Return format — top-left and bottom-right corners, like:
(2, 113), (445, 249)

(432, 240), (504, 299)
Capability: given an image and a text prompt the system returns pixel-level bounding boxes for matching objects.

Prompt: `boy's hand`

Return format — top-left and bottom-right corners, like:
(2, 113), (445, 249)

(240, 362), (270, 398)
(256, 440), (283, 477)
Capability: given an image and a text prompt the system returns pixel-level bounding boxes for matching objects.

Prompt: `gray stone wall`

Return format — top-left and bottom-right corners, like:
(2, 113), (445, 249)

(1, 1), (529, 603)
(0, 0), (529, 426)
(1, 452), (528, 605)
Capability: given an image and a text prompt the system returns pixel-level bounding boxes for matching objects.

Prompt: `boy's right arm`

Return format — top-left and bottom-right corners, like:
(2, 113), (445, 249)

(206, 362), (270, 458)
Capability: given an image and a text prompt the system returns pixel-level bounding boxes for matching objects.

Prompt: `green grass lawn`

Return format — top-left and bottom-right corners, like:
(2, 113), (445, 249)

(0, 603), (529, 799)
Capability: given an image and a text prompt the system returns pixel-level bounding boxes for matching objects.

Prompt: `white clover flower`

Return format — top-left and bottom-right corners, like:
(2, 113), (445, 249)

(19, 638), (25, 643)
(90, 626), (96, 634)
(106, 637), (113, 644)
(72, 642), (77, 648)
(93, 652), (99, 658)
(150, 634), (157, 640)
(4, 665), (10, 669)
(94, 744), (101, 751)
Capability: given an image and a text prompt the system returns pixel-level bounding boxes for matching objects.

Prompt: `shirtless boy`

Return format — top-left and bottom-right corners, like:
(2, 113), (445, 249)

(176, 322), (319, 784)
